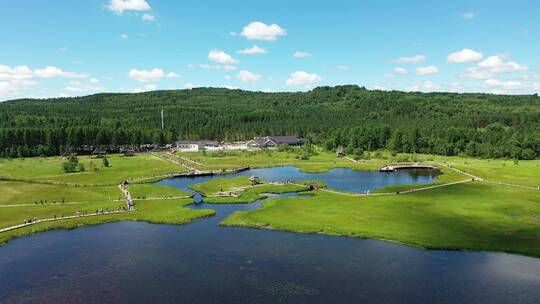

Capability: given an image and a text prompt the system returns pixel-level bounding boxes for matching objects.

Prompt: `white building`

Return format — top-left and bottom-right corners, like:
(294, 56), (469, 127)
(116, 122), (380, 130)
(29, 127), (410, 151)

(176, 140), (219, 152)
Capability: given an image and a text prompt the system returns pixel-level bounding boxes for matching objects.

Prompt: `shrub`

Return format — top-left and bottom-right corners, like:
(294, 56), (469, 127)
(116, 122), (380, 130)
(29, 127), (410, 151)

(62, 161), (77, 173)
(277, 143), (291, 152)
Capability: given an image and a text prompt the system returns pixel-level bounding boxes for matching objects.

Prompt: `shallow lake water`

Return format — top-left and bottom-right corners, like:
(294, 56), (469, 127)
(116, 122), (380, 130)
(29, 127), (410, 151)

(0, 167), (539, 303)
(155, 166), (441, 193)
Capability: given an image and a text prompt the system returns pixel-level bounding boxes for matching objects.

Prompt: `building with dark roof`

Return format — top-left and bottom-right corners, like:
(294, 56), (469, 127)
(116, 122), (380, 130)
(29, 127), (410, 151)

(247, 136), (304, 148)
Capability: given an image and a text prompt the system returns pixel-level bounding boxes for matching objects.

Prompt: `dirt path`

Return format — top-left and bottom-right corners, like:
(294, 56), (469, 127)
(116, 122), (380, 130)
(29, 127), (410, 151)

(344, 156), (359, 163)
(152, 152), (196, 171)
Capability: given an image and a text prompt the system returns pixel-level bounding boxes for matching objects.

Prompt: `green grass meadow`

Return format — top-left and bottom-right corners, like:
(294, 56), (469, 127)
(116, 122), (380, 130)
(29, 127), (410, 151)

(222, 182), (540, 257)
(1, 150), (539, 257)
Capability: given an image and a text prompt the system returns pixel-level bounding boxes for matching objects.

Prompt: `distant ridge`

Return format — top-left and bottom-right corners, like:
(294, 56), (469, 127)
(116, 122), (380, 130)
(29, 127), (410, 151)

(0, 85), (539, 159)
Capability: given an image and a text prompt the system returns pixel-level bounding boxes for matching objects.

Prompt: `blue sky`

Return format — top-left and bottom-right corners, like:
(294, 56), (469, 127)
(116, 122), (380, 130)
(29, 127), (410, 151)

(0, 0), (538, 100)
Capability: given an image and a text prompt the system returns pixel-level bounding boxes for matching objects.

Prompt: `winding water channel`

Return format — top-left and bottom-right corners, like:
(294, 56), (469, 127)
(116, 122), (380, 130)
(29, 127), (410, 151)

(0, 167), (539, 303)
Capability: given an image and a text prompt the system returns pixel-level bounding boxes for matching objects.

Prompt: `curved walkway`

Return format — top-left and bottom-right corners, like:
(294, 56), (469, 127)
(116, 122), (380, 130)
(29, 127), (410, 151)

(316, 179), (473, 197)
(0, 210), (128, 233)
(438, 162), (539, 191)
(1, 180), (137, 233)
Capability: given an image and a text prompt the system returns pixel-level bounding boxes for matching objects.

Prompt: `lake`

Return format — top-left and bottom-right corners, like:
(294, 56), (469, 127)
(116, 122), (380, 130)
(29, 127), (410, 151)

(154, 166), (441, 193)
(0, 167), (539, 303)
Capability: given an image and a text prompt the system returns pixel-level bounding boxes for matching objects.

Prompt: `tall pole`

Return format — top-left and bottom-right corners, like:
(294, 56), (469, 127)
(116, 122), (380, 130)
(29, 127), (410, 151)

(161, 108), (164, 130)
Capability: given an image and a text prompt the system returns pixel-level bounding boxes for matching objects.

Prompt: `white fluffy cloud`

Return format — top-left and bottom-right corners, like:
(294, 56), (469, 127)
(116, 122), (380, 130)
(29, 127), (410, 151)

(237, 45), (267, 55)
(461, 55), (528, 80)
(392, 55), (426, 64)
(447, 49), (483, 63)
(107, 0), (151, 14)
(166, 72), (180, 78)
(142, 13), (155, 21)
(0, 64), (89, 100)
(460, 11), (475, 19)
(285, 71), (321, 86)
(198, 63), (236, 70)
(293, 51), (312, 58)
(237, 70), (261, 83)
(484, 79), (522, 90)
(393, 67), (408, 75)
(416, 66), (439, 75)
(0, 65), (34, 80)
(128, 69), (178, 82)
(478, 56), (527, 73)
(0, 79), (37, 97)
(128, 68), (165, 82)
(423, 81), (442, 90)
(0, 65), (86, 80)
(133, 83), (157, 93)
(35, 66), (87, 78)
(405, 81), (442, 92)
(64, 87), (85, 93)
(0, 81), (15, 96)
(240, 21), (287, 41)
(208, 50), (239, 65)
(483, 78), (539, 95)
(64, 78), (104, 94)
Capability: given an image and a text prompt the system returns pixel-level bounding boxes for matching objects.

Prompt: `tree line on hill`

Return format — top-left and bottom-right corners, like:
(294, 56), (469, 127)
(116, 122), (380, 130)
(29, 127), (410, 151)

(0, 86), (539, 159)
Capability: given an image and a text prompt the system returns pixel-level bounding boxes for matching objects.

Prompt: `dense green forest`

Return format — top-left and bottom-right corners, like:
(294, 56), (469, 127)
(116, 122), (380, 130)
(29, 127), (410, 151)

(0, 85), (539, 159)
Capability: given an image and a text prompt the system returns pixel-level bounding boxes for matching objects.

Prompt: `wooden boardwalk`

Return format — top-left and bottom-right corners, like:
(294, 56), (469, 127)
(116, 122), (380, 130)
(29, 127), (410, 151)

(152, 151), (250, 177)
(118, 182), (135, 210)
(0, 210), (128, 233)
(379, 164), (437, 172)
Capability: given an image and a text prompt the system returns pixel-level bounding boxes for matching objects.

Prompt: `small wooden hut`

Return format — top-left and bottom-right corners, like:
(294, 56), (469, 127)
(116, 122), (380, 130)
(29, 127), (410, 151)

(121, 148), (135, 156)
(91, 149), (107, 158)
(249, 176), (262, 186)
(305, 183), (322, 191)
(336, 145), (345, 157)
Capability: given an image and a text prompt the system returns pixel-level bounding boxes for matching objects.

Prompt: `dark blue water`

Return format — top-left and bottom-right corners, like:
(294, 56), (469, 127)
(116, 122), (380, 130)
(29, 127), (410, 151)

(0, 168), (539, 303)
(155, 166), (439, 193)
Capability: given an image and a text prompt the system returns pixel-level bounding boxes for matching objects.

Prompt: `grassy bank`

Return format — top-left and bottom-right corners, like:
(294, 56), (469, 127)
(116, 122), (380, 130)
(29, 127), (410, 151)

(222, 182), (540, 257)
(0, 154), (186, 185)
(191, 176), (312, 204)
(128, 183), (190, 199)
(0, 198), (214, 246)
(0, 181), (121, 205)
(1, 150), (539, 257)
(180, 149), (383, 173)
(189, 176), (253, 194)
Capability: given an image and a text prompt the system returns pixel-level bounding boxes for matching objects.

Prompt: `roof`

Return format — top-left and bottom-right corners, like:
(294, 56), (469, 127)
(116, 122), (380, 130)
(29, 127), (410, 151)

(248, 136), (304, 147)
(248, 138), (269, 146)
(268, 136), (304, 145)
